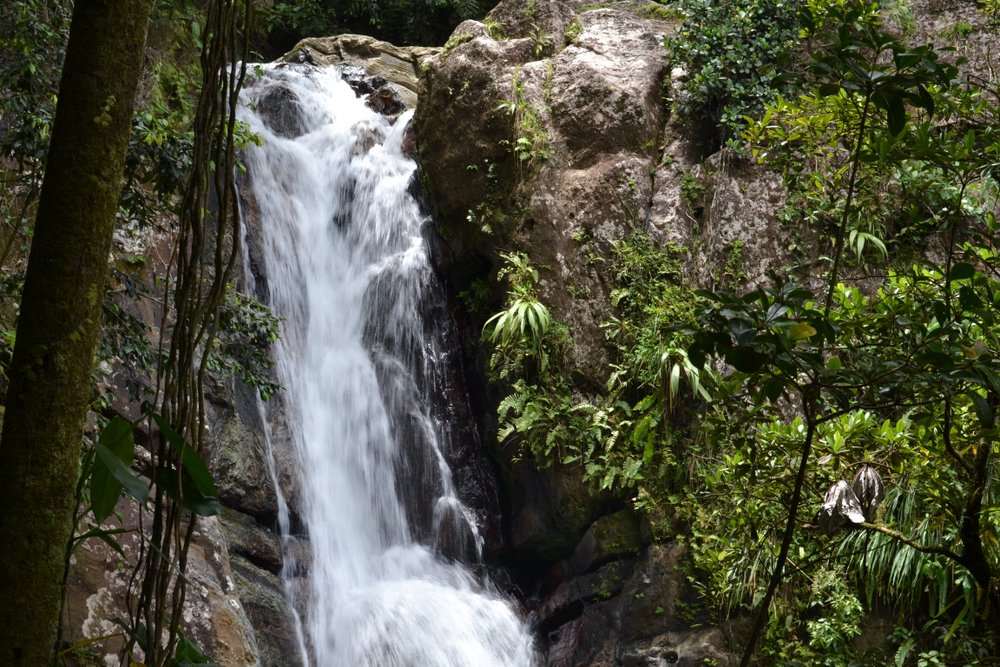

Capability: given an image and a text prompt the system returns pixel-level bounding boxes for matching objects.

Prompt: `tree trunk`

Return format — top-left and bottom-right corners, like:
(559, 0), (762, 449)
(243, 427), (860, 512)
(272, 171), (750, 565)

(0, 1), (153, 664)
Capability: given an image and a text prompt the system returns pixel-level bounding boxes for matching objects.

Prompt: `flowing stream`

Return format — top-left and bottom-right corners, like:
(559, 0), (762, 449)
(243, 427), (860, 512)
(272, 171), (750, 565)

(236, 63), (536, 666)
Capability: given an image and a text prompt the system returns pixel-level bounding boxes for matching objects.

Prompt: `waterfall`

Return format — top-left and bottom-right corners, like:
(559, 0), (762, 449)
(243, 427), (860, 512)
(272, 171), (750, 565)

(236, 63), (537, 667)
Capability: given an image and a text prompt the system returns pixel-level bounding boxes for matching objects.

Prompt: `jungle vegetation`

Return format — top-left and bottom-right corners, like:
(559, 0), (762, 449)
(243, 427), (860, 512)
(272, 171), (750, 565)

(485, 0), (1000, 664)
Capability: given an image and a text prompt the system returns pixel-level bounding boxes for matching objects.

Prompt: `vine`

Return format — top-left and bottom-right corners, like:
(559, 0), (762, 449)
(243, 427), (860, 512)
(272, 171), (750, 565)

(122, 0), (254, 663)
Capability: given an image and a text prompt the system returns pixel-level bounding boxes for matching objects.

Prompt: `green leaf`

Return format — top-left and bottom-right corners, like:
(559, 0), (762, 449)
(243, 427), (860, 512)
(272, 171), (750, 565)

(764, 303), (789, 324)
(887, 95), (907, 136)
(173, 633), (219, 666)
(94, 442), (149, 505)
(668, 362), (681, 405)
(917, 85), (934, 117)
(88, 459), (122, 526)
(182, 443), (218, 500)
(152, 412), (219, 506)
(818, 83), (841, 97)
(726, 346), (765, 373)
(153, 412), (186, 449)
(948, 262), (976, 281)
(789, 323), (817, 341)
(153, 464), (222, 517)
(73, 525), (128, 558)
(91, 418), (147, 522)
(893, 51), (921, 69)
(967, 392), (994, 429)
(761, 375), (785, 401)
(99, 416), (134, 459)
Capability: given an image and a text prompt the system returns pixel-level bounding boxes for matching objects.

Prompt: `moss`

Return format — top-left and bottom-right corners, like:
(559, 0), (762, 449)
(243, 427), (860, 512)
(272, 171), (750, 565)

(642, 2), (682, 21)
(590, 508), (644, 560)
(441, 32), (474, 59)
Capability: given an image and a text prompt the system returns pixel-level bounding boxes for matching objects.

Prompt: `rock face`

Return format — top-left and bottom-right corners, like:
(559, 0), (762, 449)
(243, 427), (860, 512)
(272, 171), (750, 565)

(62, 497), (265, 667)
(535, 542), (738, 667)
(415, 1), (749, 663)
(417, 2), (677, 382)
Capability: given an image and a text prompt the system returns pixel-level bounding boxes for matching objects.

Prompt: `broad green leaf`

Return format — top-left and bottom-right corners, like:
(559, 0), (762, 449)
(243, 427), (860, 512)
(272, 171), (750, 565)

(73, 525), (128, 558)
(668, 362), (681, 405)
(948, 262), (976, 281)
(182, 444), (218, 500)
(91, 418), (147, 522)
(94, 442), (149, 507)
(173, 633), (219, 667)
(789, 323), (817, 341)
(89, 453), (122, 524)
(99, 416), (134, 459)
(762, 375), (785, 401)
(150, 412), (217, 500)
(153, 412), (186, 449)
(967, 392), (994, 429)
(153, 464), (222, 517)
(764, 303), (789, 324)
(887, 95), (906, 136)
(726, 346), (765, 373)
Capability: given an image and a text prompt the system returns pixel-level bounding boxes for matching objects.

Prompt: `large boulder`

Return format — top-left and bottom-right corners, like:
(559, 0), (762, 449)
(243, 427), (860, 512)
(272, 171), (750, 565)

(416, 1), (674, 384)
(283, 34), (439, 109)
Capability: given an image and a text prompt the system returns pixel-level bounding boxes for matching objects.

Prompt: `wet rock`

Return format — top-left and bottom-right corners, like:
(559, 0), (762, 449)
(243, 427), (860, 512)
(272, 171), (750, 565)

(229, 555), (304, 667)
(550, 9), (667, 167)
(486, 0), (576, 55)
(562, 508), (645, 577)
(628, 629), (736, 667)
(617, 544), (691, 639)
(545, 606), (618, 667)
(283, 34), (439, 109)
(688, 153), (789, 290)
(253, 82), (306, 139)
(366, 87), (405, 116)
(508, 462), (619, 563)
(205, 378), (285, 526)
(532, 539), (740, 665)
(219, 508), (284, 575)
(535, 559), (636, 633)
(414, 31), (522, 239)
(416, 0), (670, 387)
(339, 63), (388, 96)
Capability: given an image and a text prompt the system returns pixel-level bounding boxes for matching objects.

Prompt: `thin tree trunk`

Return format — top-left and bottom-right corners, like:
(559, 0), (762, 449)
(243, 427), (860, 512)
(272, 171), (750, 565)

(0, 1), (153, 664)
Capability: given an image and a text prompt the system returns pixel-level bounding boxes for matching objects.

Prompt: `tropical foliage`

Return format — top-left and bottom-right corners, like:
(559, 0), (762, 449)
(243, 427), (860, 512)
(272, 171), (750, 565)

(485, 0), (1000, 662)
(675, 2), (999, 661)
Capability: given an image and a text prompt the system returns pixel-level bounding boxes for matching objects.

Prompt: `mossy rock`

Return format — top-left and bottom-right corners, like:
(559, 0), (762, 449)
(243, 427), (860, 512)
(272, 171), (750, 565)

(564, 507), (645, 575)
(507, 461), (619, 563)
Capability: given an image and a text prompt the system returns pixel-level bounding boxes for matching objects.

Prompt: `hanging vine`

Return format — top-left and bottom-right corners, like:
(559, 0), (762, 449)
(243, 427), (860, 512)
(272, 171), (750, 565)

(122, 0), (253, 662)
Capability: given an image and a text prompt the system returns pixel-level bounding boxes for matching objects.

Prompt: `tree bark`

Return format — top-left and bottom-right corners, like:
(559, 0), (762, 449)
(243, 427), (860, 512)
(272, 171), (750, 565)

(0, 1), (153, 664)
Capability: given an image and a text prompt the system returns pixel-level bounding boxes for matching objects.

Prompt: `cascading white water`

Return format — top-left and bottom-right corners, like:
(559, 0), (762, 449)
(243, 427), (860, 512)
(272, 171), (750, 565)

(237, 63), (537, 667)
